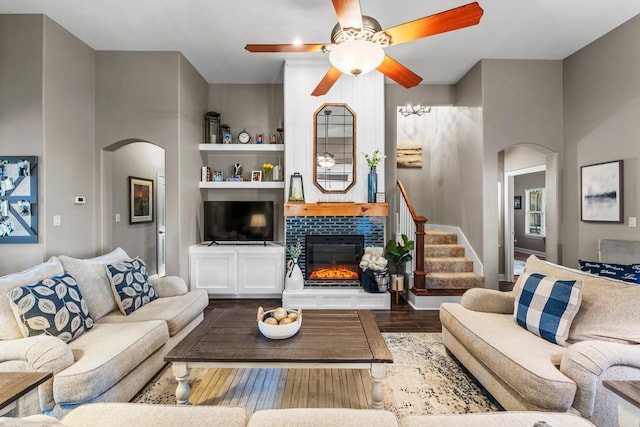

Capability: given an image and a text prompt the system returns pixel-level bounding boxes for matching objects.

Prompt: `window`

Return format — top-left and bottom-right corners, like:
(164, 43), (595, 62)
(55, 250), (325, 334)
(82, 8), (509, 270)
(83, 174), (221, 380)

(525, 188), (545, 237)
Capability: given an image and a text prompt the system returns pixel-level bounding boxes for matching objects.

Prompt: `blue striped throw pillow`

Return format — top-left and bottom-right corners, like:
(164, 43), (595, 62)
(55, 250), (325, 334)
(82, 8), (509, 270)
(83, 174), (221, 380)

(514, 272), (583, 346)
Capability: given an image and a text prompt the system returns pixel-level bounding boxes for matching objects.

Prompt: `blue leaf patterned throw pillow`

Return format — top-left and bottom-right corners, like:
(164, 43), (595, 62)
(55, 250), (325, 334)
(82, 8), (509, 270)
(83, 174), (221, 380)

(106, 258), (158, 315)
(7, 273), (94, 343)
(514, 272), (583, 346)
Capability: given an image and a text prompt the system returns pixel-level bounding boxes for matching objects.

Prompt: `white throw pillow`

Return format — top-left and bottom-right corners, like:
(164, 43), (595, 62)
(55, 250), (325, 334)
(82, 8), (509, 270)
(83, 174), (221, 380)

(58, 248), (130, 321)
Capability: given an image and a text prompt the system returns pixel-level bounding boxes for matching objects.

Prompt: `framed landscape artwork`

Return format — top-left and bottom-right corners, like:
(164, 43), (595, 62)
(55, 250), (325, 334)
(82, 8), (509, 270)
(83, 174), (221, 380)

(396, 140), (422, 168)
(0, 156), (38, 243)
(580, 160), (623, 223)
(129, 176), (154, 224)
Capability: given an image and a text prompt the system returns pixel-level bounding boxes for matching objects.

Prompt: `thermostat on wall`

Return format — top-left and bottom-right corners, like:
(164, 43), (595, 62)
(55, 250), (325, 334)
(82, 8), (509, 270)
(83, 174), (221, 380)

(74, 196), (87, 205)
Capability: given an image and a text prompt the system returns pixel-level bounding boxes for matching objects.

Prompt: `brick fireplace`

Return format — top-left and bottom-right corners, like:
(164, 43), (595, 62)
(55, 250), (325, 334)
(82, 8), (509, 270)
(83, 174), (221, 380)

(283, 202), (390, 309)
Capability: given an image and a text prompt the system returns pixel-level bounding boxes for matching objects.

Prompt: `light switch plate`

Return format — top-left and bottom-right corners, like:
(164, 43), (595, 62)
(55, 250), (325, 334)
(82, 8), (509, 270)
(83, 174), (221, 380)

(629, 217), (637, 228)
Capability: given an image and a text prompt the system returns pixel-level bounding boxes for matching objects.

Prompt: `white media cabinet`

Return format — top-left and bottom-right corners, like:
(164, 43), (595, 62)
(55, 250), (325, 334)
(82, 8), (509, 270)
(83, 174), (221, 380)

(189, 242), (284, 297)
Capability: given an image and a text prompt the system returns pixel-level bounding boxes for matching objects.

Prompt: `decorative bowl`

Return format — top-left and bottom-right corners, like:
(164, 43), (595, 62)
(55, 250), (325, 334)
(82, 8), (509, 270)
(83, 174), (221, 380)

(257, 307), (302, 340)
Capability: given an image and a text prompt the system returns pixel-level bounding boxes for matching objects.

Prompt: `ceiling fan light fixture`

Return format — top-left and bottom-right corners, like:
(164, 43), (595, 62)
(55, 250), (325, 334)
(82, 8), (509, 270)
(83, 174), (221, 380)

(317, 152), (336, 168)
(329, 40), (384, 77)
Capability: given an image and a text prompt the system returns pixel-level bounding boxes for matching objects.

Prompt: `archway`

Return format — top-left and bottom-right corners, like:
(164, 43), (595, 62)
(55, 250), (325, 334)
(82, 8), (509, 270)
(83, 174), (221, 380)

(500, 144), (559, 283)
(101, 140), (166, 277)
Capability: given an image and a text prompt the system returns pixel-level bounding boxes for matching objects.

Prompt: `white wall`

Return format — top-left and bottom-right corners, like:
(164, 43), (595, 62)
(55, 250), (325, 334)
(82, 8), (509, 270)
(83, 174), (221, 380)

(284, 59), (384, 204)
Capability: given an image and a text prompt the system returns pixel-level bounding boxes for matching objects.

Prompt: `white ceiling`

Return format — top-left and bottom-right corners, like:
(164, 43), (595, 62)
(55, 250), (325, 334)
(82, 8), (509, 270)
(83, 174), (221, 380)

(1, 0), (639, 85)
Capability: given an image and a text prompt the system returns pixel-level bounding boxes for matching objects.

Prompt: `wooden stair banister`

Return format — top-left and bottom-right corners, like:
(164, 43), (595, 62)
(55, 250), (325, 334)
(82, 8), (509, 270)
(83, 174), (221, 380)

(397, 180), (428, 290)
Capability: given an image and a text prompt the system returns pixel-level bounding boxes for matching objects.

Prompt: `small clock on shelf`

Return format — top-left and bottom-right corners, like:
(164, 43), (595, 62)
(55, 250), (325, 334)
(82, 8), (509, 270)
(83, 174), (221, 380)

(238, 130), (251, 144)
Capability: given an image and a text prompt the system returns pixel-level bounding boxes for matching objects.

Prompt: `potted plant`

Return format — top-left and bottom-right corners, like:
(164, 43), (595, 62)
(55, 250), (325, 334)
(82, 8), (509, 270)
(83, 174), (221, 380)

(385, 234), (414, 291)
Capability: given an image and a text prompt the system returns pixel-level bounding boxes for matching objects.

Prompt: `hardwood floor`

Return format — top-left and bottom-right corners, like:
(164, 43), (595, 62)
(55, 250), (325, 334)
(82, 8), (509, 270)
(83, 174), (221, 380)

(207, 296), (442, 333)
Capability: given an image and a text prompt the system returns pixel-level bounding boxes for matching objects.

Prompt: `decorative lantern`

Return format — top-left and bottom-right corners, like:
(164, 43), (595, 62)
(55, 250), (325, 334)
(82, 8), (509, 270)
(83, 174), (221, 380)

(288, 173), (305, 202)
(204, 111), (221, 144)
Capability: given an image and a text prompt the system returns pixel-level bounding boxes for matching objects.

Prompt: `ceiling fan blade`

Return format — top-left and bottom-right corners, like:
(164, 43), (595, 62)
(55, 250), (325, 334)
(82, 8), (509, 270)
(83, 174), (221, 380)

(377, 55), (423, 88)
(311, 67), (342, 96)
(245, 44), (326, 53)
(381, 2), (484, 46)
(332, 0), (363, 30)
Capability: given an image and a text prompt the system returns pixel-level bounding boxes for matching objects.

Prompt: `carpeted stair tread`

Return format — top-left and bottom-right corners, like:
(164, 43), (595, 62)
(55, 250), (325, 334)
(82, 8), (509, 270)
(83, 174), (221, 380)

(424, 244), (465, 258)
(425, 272), (485, 289)
(425, 257), (473, 273)
(424, 230), (457, 245)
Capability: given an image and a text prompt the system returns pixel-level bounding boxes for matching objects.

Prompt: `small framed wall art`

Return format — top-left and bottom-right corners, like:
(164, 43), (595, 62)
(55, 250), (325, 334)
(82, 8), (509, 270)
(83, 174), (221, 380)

(514, 196), (522, 210)
(580, 159), (623, 223)
(129, 176), (154, 224)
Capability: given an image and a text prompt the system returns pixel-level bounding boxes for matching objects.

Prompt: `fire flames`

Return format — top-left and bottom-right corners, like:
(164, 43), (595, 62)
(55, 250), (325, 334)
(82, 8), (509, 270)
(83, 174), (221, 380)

(310, 266), (359, 280)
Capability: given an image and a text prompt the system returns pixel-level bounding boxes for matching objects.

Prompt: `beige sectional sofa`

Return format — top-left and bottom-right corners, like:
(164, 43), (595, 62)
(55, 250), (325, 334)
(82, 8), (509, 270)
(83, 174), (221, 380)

(0, 248), (209, 418)
(3, 404), (596, 426)
(440, 254), (640, 427)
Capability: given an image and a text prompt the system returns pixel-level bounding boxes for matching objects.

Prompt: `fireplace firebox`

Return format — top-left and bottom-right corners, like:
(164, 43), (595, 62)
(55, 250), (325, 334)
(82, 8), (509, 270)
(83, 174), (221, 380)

(305, 235), (364, 282)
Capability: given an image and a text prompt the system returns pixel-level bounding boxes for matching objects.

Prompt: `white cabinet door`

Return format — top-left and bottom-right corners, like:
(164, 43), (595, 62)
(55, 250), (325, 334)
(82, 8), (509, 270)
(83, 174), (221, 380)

(190, 249), (237, 294)
(237, 250), (284, 295)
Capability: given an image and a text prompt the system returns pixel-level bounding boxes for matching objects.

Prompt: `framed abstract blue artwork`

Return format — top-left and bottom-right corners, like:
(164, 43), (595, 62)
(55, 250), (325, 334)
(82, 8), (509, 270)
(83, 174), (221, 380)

(0, 156), (38, 243)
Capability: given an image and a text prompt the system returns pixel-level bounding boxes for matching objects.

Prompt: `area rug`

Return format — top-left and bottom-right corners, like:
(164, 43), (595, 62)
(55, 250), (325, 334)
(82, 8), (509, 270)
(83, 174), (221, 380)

(132, 333), (501, 418)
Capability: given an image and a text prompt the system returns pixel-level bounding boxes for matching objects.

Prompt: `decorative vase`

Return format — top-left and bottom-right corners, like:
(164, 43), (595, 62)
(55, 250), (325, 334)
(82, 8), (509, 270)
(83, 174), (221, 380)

(368, 166), (377, 203)
(285, 258), (304, 292)
(391, 274), (405, 291)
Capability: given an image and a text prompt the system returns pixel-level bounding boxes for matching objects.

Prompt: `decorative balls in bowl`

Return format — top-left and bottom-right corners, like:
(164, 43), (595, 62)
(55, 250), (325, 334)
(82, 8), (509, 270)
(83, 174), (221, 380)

(257, 306), (302, 340)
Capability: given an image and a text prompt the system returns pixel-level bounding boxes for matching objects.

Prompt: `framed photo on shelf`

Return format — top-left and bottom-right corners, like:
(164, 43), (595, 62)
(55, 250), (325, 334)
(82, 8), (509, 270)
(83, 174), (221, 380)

(223, 133), (232, 144)
(255, 133), (264, 144)
(514, 196), (522, 210)
(269, 133), (278, 144)
(251, 170), (262, 182)
(580, 159), (623, 223)
(213, 170), (223, 182)
(129, 176), (153, 224)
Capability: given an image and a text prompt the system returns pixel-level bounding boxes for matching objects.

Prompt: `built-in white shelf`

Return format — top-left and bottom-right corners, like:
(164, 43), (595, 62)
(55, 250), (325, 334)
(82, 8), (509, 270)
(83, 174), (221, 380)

(199, 143), (284, 153)
(199, 181), (285, 189)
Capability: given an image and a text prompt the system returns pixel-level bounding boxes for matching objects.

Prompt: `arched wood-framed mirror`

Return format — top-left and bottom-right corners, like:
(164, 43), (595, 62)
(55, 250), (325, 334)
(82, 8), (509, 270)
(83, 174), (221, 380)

(313, 103), (356, 193)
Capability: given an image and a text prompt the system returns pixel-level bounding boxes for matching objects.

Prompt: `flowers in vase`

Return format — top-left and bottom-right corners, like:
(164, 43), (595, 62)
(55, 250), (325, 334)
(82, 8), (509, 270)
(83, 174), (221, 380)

(362, 149), (385, 169)
(262, 163), (273, 179)
(287, 239), (302, 260)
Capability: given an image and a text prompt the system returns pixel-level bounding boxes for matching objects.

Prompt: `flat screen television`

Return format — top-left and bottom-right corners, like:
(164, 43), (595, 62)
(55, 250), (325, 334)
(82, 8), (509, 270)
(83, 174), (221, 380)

(203, 201), (274, 243)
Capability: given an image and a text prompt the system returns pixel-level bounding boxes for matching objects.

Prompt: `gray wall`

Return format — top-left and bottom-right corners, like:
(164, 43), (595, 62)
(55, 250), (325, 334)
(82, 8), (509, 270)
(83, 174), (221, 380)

(96, 51), (208, 279)
(0, 15), (45, 273)
(43, 17), (96, 259)
(514, 171), (546, 253)
(179, 55), (209, 275)
(479, 59), (563, 287)
(383, 84), (455, 236)
(0, 15), (96, 274)
(204, 84), (285, 241)
(563, 14), (640, 265)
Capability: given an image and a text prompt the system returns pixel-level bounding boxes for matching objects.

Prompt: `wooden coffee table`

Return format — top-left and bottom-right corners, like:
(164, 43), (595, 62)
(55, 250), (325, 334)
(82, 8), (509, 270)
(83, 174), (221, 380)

(0, 372), (52, 417)
(165, 308), (393, 409)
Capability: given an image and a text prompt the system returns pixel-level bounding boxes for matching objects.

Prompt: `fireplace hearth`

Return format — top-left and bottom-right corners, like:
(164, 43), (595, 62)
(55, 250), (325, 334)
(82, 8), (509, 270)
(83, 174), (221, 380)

(305, 235), (364, 286)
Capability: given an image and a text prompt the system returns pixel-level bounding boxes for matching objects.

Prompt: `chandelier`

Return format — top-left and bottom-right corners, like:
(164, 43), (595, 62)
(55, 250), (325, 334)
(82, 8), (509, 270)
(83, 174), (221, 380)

(398, 105), (431, 117)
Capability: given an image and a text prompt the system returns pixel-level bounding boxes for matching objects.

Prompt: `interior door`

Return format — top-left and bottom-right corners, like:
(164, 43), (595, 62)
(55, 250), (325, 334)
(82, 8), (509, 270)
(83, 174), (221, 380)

(157, 173), (166, 277)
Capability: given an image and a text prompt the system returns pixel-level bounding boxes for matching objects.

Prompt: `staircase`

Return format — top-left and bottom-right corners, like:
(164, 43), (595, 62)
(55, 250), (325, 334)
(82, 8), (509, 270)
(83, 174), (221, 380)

(418, 229), (484, 295)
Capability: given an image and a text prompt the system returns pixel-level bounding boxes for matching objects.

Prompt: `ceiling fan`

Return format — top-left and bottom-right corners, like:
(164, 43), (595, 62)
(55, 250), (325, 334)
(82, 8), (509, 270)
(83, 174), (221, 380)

(245, 1), (484, 96)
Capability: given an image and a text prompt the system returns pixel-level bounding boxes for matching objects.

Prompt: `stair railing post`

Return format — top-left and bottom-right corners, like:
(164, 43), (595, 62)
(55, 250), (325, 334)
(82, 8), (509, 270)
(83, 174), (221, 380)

(413, 216), (427, 290)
